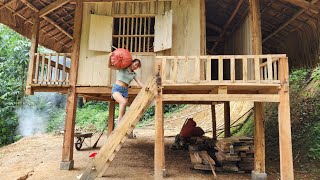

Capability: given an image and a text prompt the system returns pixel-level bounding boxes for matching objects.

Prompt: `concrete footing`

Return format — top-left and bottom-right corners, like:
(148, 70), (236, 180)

(251, 171), (267, 180)
(60, 160), (74, 170)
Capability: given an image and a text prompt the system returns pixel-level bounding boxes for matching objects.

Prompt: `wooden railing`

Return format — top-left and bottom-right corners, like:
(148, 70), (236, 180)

(155, 54), (286, 85)
(31, 53), (71, 85)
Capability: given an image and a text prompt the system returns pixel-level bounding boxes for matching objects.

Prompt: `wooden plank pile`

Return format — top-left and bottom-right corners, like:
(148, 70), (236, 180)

(215, 136), (254, 173)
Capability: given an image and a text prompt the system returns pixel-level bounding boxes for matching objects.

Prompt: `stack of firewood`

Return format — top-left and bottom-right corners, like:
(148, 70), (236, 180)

(215, 136), (254, 173)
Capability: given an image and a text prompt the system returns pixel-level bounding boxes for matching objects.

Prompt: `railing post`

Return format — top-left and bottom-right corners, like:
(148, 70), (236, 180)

(26, 13), (40, 95)
(278, 57), (294, 180)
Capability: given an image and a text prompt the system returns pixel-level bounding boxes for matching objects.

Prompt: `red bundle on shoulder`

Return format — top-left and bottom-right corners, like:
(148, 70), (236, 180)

(110, 48), (132, 69)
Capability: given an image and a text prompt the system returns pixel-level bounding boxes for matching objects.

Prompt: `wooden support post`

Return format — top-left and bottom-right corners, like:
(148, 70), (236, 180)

(253, 102), (266, 175)
(60, 0), (83, 170)
(26, 13), (40, 95)
(250, 0), (267, 179)
(108, 100), (115, 136)
(211, 104), (217, 140)
(155, 61), (165, 179)
(250, 0), (262, 54)
(224, 102), (231, 138)
(278, 57), (294, 180)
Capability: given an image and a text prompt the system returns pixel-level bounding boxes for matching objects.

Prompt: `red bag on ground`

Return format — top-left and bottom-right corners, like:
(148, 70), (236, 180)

(192, 127), (205, 137)
(110, 48), (132, 69)
(184, 118), (196, 127)
(180, 118), (197, 138)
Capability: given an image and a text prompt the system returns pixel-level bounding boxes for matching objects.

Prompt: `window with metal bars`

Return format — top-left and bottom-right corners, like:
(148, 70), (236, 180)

(113, 16), (155, 53)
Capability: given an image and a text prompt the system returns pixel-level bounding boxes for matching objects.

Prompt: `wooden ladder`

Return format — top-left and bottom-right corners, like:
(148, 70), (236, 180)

(80, 76), (157, 180)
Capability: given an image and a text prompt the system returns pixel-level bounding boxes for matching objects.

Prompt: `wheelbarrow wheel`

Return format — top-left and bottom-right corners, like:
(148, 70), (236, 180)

(75, 138), (82, 150)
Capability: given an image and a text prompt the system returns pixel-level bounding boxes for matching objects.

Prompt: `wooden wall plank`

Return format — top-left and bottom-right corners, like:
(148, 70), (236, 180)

(77, 3), (113, 86)
(171, 0), (201, 56)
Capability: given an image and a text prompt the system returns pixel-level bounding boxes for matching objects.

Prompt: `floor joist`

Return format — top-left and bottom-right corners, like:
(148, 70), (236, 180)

(163, 94), (280, 102)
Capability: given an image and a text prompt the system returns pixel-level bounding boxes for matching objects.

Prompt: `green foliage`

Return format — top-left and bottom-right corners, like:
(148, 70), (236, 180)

(75, 101), (110, 131)
(234, 115), (254, 137)
(137, 104), (186, 127)
(46, 109), (65, 133)
(0, 24), (30, 146)
(289, 68), (309, 92)
(311, 66), (320, 81)
(236, 67), (320, 164)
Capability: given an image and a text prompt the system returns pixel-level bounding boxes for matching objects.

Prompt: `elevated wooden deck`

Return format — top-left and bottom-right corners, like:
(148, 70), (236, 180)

(27, 54), (287, 103)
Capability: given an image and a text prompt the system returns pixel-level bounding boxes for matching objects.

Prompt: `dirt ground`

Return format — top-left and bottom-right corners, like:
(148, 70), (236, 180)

(0, 105), (317, 179)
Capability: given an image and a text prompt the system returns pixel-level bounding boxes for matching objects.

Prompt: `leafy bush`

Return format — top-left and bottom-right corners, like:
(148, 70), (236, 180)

(289, 68), (309, 93)
(0, 24), (30, 146)
(311, 66), (320, 81)
(137, 104), (186, 127)
(75, 101), (110, 131)
(234, 115), (254, 137)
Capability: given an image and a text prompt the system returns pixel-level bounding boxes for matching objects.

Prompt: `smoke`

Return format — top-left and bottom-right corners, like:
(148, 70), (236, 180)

(16, 108), (49, 137)
(16, 92), (66, 137)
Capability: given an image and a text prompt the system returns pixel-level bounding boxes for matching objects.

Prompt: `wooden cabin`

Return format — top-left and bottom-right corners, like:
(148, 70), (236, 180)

(1, 0), (320, 179)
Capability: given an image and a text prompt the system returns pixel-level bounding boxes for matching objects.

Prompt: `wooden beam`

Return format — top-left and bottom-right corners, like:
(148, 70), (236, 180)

(282, 0), (319, 14)
(107, 100), (115, 136)
(39, 0), (71, 17)
(26, 14), (40, 95)
(278, 57), (294, 179)
(19, 0), (40, 12)
(210, 0), (244, 53)
(18, 0), (73, 40)
(60, 0), (83, 170)
(263, 0), (319, 43)
(43, 16), (73, 39)
(224, 102), (231, 138)
(155, 82), (165, 179)
(207, 22), (222, 33)
(76, 87), (141, 94)
(207, 36), (223, 43)
(71, 0), (171, 3)
(163, 94), (280, 102)
(211, 104), (217, 140)
(0, 0), (15, 11)
(250, 0), (262, 55)
(254, 102), (265, 173)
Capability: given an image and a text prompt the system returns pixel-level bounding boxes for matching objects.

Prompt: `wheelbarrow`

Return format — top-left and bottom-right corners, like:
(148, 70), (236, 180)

(74, 125), (107, 150)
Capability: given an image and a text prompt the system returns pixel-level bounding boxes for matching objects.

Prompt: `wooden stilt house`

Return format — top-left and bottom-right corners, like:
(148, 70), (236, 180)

(1, 0), (320, 179)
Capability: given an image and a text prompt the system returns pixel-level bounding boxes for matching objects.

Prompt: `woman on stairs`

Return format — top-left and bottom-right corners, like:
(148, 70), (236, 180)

(108, 50), (144, 137)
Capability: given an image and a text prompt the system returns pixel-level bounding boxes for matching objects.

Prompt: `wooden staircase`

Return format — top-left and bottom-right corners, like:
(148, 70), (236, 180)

(80, 76), (157, 180)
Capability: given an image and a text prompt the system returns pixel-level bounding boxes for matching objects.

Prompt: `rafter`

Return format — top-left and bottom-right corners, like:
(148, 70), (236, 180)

(0, 1), (70, 49)
(13, 6), (28, 15)
(207, 22), (222, 33)
(42, 16), (73, 39)
(39, 0), (71, 17)
(0, 0), (15, 11)
(210, 0), (244, 53)
(19, 0), (39, 12)
(18, 0), (73, 39)
(282, 0), (319, 14)
(263, 0), (319, 43)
